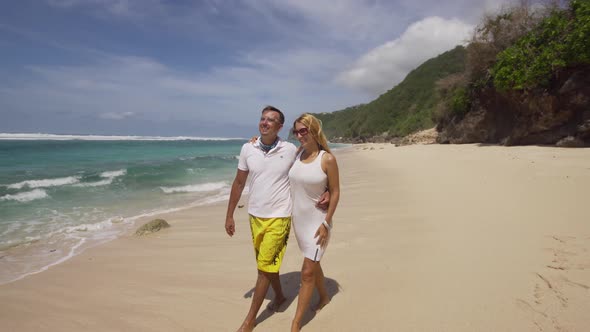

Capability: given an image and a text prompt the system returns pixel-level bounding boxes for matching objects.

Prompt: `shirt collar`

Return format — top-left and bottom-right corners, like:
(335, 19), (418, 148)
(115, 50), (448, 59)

(255, 136), (283, 151)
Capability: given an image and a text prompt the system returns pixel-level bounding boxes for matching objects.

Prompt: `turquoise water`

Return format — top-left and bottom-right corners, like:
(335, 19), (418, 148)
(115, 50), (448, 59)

(0, 135), (350, 285)
(0, 137), (245, 284)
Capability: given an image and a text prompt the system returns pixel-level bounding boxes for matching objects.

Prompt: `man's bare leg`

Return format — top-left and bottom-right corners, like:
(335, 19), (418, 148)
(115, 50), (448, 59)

(237, 270), (272, 332)
(267, 272), (287, 311)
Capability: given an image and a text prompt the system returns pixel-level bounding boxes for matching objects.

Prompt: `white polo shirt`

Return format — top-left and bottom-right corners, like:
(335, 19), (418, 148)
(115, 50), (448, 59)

(238, 138), (297, 218)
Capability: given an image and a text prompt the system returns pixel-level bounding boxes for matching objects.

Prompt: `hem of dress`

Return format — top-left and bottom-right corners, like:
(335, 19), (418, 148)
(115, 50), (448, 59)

(304, 248), (323, 262)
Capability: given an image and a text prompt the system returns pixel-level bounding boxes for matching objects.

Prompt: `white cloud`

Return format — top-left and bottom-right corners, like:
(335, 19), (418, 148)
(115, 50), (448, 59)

(336, 16), (474, 95)
(248, 0), (408, 45)
(46, 0), (166, 19)
(99, 111), (135, 120)
(5, 0), (529, 135)
(3, 48), (365, 133)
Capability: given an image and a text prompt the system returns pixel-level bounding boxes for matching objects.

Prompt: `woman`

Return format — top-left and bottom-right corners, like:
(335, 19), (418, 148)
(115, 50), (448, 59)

(288, 113), (340, 332)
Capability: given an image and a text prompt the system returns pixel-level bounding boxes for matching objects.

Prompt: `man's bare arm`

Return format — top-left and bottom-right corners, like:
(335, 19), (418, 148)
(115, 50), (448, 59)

(316, 189), (330, 211)
(225, 169), (249, 237)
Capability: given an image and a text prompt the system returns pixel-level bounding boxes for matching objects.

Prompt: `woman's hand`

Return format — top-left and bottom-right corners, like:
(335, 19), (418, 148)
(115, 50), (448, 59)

(315, 221), (331, 248)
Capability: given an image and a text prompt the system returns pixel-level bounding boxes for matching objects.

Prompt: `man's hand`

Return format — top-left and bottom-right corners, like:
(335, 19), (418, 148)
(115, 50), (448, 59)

(316, 190), (330, 211)
(225, 217), (236, 237)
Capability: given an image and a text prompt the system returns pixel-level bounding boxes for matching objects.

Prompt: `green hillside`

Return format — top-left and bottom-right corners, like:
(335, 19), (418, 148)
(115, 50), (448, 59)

(315, 45), (466, 140)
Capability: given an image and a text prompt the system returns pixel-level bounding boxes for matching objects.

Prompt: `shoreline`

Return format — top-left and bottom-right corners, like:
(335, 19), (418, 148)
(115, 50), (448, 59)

(0, 195), (230, 286)
(0, 144), (352, 286)
(1, 144), (589, 331)
(0, 177), (234, 286)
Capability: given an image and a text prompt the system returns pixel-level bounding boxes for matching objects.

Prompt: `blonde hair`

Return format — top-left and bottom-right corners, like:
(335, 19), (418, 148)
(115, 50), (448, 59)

(293, 113), (331, 153)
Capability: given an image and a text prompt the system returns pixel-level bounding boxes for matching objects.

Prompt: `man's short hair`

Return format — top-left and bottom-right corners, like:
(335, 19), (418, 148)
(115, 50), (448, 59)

(262, 105), (285, 124)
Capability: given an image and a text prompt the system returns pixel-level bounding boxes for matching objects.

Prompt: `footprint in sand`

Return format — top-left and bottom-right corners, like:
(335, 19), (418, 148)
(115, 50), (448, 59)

(558, 275), (590, 291)
(518, 235), (590, 331)
(515, 298), (558, 331)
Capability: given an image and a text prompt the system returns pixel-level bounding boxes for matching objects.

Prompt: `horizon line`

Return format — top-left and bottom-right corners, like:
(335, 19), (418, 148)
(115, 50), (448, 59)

(0, 133), (246, 141)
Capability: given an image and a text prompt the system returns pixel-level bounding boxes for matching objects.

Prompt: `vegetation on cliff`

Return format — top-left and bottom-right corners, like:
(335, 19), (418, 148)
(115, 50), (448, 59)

(314, 46), (466, 141)
(317, 0), (590, 146)
(437, 0), (590, 146)
(493, 0), (590, 90)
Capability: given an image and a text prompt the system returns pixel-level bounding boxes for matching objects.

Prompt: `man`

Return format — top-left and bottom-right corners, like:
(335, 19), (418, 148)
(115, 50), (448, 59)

(225, 105), (297, 332)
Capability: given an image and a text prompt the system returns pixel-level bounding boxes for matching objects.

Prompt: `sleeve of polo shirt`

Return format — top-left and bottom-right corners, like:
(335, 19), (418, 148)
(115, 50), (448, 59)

(237, 143), (249, 171)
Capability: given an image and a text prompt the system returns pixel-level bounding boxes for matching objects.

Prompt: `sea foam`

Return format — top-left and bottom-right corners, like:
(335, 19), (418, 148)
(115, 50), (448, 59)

(73, 169), (127, 187)
(160, 181), (228, 194)
(0, 189), (49, 202)
(7, 176), (80, 189)
(100, 169), (127, 178)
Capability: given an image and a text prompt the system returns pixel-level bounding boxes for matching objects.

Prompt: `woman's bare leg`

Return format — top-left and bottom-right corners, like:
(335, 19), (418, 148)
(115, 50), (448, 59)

(291, 258), (317, 332)
(313, 263), (330, 311)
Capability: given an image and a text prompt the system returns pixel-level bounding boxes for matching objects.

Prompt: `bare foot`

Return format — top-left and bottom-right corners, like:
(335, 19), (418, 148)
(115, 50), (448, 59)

(313, 298), (330, 313)
(266, 295), (287, 312)
(236, 320), (255, 332)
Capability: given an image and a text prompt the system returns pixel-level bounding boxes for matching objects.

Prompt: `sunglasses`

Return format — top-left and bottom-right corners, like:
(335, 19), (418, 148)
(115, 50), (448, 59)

(292, 127), (309, 137)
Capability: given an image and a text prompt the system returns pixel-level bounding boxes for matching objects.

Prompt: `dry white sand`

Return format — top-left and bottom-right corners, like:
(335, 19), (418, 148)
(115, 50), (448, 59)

(1, 144), (589, 331)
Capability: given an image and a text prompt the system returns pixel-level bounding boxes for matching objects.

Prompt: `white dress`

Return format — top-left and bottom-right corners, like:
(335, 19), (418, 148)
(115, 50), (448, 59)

(288, 150), (329, 261)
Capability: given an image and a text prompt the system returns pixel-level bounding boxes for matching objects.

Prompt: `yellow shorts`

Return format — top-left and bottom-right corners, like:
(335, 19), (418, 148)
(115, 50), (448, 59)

(249, 215), (291, 273)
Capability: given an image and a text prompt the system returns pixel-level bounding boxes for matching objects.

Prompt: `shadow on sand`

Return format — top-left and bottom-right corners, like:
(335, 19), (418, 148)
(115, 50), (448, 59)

(243, 271), (341, 329)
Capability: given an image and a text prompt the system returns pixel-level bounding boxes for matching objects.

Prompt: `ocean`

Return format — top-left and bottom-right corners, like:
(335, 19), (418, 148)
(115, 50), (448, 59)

(0, 134), (350, 285)
(0, 134), (247, 285)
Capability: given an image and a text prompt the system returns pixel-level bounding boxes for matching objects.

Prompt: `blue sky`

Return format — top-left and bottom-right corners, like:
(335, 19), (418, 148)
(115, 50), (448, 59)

(0, 0), (518, 137)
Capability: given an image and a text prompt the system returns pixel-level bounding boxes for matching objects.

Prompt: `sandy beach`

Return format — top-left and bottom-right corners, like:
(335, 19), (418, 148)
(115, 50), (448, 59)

(1, 144), (589, 331)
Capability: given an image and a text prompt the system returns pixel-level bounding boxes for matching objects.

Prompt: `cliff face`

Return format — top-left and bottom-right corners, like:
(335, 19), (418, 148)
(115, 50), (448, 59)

(437, 66), (590, 146)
